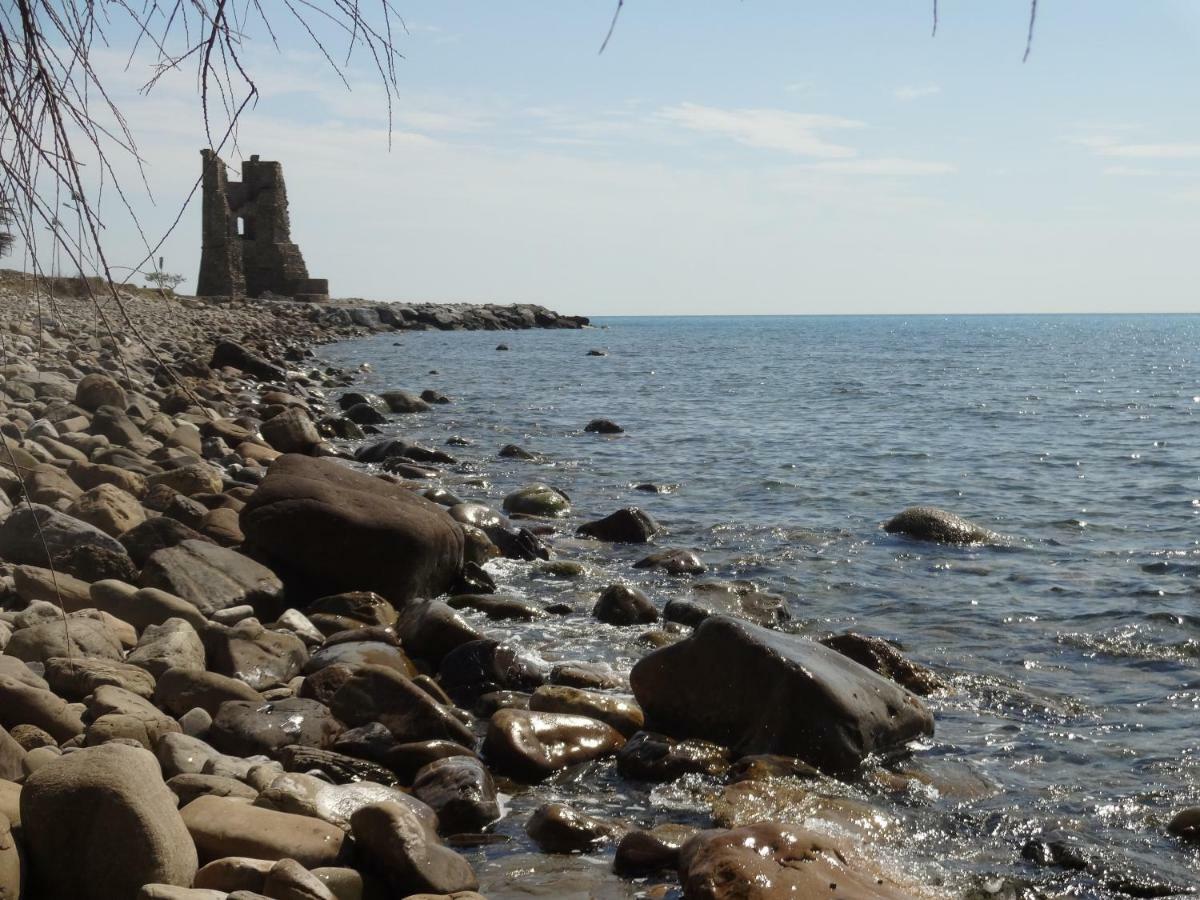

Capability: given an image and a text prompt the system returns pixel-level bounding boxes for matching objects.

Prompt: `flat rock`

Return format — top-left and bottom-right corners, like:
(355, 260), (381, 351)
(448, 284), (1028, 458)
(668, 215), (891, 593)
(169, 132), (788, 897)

(209, 698), (343, 759)
(140, 540), (284, 617)
(529, 685), (644, 737)
(181, 794), (348, 867)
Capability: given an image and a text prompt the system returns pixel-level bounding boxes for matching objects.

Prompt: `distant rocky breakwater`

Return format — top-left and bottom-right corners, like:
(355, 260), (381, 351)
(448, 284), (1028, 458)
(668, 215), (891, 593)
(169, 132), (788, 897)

(0, 276), (1177, 898)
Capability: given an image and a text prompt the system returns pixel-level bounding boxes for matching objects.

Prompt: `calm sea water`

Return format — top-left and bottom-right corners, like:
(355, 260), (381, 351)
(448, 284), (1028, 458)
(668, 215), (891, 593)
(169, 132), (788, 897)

(325, 315), (1200, 897)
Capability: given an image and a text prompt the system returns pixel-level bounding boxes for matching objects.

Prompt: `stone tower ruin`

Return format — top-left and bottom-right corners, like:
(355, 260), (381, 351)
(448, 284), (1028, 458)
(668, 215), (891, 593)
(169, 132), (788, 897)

(197, 150), (329, 301)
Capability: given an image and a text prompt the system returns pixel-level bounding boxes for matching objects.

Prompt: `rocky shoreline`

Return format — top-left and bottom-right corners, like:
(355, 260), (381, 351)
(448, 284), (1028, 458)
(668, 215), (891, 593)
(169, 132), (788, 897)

(0, 276), (1188, 899)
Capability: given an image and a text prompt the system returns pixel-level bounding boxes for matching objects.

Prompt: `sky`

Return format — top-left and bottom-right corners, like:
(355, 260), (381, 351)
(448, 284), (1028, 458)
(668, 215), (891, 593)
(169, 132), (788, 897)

(19, 1), (1200, 315)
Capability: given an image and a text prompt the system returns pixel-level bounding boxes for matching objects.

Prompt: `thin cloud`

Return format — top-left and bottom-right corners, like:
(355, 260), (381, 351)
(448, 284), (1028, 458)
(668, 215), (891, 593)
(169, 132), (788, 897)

(804, 157), (955, 176)
(659, 102), (862, 158)
(1073, 135), (1200, 159)
(894, 84), (941, 102)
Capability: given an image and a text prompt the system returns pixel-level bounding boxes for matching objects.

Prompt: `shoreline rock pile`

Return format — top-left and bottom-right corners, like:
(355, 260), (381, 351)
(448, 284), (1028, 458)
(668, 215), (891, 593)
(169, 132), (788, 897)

(0, 277), (987, 899)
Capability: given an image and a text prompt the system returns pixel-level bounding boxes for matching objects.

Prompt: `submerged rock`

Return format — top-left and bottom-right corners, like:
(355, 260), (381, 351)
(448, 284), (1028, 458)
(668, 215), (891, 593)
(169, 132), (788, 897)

(592, 584), (658, 626)
(526, 803), (626, 854)
(883, 506), (994, 544)
(630, 615), (934, 775)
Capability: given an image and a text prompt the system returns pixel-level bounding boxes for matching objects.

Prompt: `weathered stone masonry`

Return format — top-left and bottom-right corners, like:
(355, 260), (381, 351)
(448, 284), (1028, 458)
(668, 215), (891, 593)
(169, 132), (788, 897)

(197, 150), (329, 301)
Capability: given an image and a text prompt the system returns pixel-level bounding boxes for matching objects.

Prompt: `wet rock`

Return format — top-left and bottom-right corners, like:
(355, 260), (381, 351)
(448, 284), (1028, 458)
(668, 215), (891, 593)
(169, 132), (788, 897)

(593, 584), (658, 625)
(548, 661), (625, 691)
(204, 619), (309, 691)
(386, 739), (480, 784)
(587, 349), (607, 356)
(343, 403), (386, 425)
(630, 615), (934, 775)
(140, 540), (285, 617)
(256, 769), (422, 830)
(155, 667), (263, 717)
(728, 754), (822, 783)
(483, 709), (625, 782)
(613, 823), (697, 877)
(209, 698), (343, 759)
(437, 639), (546, 706)
(447, 593), (545, 621)
(501, 484), (570, 518)
(351, 801), (478, 894)
(820, 632), (945, 696)
(411, 755), (500, 833)
(529, 685), (644, 737)
(1020, 829), (1089, 870)
(664, 581), (789, 628)
(181, 794), (348, 866)
(277, 745), (400, 788)
(616, 730), (731, 781)
(526, 803), (625, 854)
(577, 507), (660, 543)
(633, 548), (706, 576)
(498, 443), (538, 460)
(306, 591), (397, 636)
(883, 506), (994, 544)
(1167, 807), (1200, 843)
(304, 639), (416, 678)
(241, 454), (464, 605)
(330, 664), (474, 747)
(678, 822), (916, 899)
(21, 742), (198, 899)
(584, 419), (623, 434)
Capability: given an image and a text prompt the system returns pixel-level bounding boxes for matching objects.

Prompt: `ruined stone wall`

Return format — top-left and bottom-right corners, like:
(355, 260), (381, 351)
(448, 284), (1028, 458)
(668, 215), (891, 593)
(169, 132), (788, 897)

(196, 151), (328, 301)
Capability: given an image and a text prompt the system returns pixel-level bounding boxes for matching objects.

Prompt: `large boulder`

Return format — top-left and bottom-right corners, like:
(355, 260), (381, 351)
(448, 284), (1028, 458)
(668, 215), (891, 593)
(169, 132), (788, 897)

(20, 742), (198, 899)
(883, 506), (994, 544)
(630, 616), (933, 775)
(241, 455), (464, 604)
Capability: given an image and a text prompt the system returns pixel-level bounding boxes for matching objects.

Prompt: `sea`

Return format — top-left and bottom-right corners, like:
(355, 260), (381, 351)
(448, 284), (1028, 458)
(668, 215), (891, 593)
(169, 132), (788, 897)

(324, 314), (1200, 898)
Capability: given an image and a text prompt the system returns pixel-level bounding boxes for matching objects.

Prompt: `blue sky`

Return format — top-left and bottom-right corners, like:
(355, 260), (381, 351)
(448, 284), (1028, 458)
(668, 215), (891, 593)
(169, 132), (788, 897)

(34, 1), (1200, 314)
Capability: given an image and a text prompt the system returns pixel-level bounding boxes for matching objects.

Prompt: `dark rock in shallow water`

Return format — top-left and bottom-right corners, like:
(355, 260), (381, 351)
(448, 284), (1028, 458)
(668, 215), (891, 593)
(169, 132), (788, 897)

(593, 584), (658, 625)
(820, 632), (945, 696)
(380, 390), (431, 413)
(630, 615), (934, 775)
(526, 803), (625, 853)
(883, 505), (994, 544)
(614, 824), (697, 877)
(437, 639), (546, 706)
(496, 344), (509, 351)
(616, 730), (731, 781)
(420, 389), (451, 404)
(397, 598), (481, 663)
(482, 709), (625, 782)
(498, 443), (538, 460)
(343, 402), (387, 425)
(501, 484), (570, 518)
(584, 418), (623, 434)
(664, 580), (788, 628)
(586, 349), (607, 356)
(577, 507), (660, 543)
(240, 454), (464, 605)
(634, 548), (705, 576)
